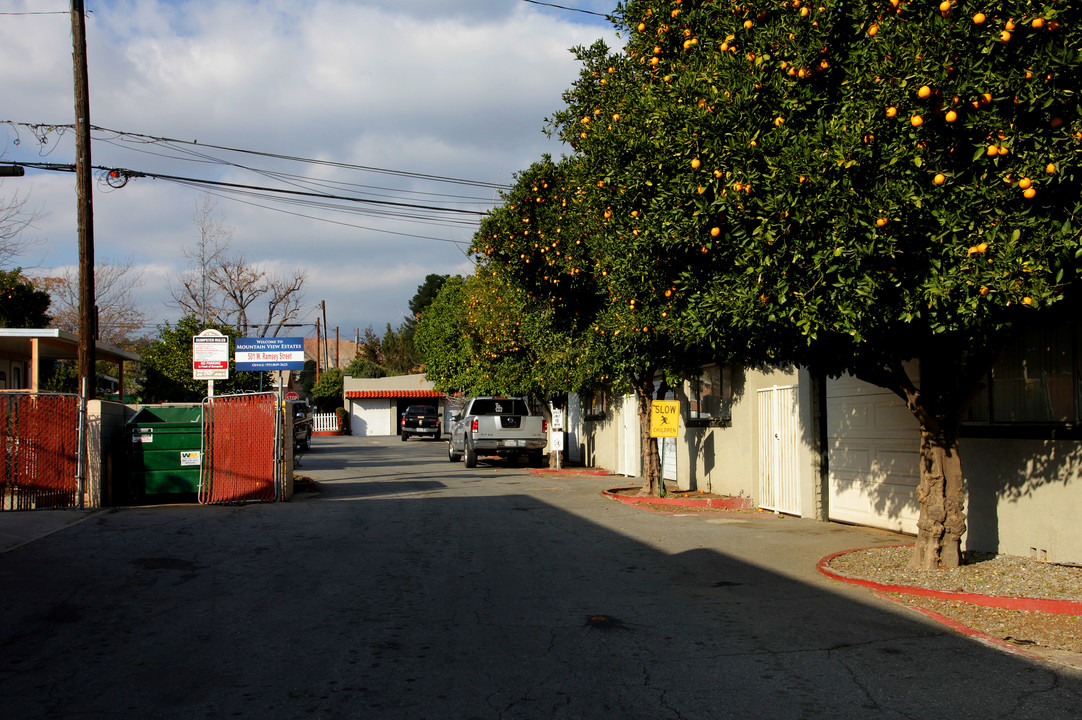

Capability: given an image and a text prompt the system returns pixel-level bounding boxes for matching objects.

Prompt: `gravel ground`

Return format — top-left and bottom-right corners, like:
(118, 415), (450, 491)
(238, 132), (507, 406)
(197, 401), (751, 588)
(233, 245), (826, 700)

(828, 545), (1082, 661)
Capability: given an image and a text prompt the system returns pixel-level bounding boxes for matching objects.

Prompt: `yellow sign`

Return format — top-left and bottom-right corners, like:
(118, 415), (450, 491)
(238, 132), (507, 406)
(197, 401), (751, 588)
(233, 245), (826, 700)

(650, 400), (680, 438)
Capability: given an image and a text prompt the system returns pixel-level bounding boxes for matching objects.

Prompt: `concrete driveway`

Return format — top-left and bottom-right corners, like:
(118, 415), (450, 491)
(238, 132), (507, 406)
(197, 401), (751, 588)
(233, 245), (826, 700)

(1, 435), (1079, 718)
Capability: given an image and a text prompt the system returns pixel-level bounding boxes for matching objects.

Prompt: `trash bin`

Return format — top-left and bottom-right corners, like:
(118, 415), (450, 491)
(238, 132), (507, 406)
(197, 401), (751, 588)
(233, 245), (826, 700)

(126, 406), (204, 501)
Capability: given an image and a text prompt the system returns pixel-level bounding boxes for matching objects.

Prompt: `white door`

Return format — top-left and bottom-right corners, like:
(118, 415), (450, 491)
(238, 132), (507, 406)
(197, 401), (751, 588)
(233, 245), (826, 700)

(616, 395), (639, 477)
(566, 394), (583, 463)
(350, 399), (393, 436)
(758, 385), (802, 515)
(827, 374), (920, 533)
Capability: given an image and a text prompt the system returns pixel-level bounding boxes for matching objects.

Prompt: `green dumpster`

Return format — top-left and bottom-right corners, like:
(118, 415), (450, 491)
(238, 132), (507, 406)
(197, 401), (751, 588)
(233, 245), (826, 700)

(126, 406), (204, 500)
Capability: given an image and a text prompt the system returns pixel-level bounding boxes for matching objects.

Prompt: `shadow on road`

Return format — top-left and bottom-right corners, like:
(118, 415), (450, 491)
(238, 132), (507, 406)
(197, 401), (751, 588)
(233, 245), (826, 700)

(1, 436), (1078, 718)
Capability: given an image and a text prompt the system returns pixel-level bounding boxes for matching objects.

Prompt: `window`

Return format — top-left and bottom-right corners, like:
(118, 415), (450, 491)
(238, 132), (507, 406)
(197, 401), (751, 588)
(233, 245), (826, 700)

(966, 321), (1082, 428)
(687, 364), (732, 424)
(583, 391), (607, 419)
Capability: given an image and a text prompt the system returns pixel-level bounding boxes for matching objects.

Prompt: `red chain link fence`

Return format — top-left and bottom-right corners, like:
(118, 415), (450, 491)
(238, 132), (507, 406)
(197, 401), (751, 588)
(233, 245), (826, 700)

(1, 393), (82, 510)
(199, 393), (280, 504)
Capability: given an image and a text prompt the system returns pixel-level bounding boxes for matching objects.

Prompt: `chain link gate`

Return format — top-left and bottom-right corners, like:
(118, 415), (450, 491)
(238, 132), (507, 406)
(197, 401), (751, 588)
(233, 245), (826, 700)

(198, 392), (281, 504)
(1, 392), (83, 511)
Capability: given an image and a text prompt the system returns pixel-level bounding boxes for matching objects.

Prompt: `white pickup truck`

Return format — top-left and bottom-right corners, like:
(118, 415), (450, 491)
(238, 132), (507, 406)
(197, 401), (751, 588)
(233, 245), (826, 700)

(447, 396), (548, 468)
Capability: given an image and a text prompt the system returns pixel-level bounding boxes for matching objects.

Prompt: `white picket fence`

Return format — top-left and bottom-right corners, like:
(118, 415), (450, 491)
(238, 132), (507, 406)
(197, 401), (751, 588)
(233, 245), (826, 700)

(313, 412), (339, 432)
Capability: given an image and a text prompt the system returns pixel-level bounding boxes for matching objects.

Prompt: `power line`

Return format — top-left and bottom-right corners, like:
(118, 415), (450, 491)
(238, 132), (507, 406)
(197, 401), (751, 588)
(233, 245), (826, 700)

(14, 161), (490, 216)
(2, 122), (511, 190)
(521, 0), (610, 17)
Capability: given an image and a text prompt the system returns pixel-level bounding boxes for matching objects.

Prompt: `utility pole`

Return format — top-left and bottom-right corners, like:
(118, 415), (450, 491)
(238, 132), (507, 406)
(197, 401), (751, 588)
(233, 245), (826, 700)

(314, 318), (322, 384)
(72, 0), (96, 398)
(321, 301), (330, 370)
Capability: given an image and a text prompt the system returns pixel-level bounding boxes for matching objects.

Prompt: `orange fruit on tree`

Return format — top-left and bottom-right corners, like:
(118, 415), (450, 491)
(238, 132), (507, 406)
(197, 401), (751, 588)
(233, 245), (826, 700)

(911, 114), (923, 127)
(1047, 163), (1056, 175)
(710, 227), (721, 237)
(977, 242), (988, 253)
(945, 110), (958, 123)
(999, 30), (1011, 43)
(868, 23), (879, 36)
(1031, 17), (1045, 29)
(691, 158), (701, 169)
(973, 12), (986, 24)
(1005, 19), (1016, 31)
(986, 145), (999, 156)
(1023, 297), (1033, 306)
(1051, 117), (1063, 128)
(1023, 187), (1036, 199)
(938, 0), (951, 12)
(1018, 177), (1032, 189)
(918, 85), (932, 99)
(876, 217), (888, 227)
(638, 22), (646, 31)
(933, 173), (946, 185)
(886, 105), (897, 117)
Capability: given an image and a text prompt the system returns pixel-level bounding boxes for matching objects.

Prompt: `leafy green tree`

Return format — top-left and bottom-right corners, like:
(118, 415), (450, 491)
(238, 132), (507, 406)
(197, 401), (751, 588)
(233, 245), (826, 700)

(345, 356), (386, 379)
(140, 315), (262, 402)
(310, 367), (344, 413)
(402, 273), (451, 336)
(0, 268), (50, 328)
(552, 0), (1082, 566)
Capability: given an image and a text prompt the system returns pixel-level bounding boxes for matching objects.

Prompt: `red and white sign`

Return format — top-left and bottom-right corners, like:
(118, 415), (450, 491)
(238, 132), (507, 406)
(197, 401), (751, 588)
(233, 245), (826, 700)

(285, 391), (300, 401)
(193, 329), (230, 380)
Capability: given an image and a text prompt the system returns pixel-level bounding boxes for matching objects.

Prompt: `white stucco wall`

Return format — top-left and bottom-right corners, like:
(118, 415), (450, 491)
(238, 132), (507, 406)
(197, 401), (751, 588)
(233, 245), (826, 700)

(678, 366), (818, 516)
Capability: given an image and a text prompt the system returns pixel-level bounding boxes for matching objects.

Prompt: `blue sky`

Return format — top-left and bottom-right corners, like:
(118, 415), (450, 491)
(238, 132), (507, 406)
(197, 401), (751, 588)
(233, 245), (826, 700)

(0, 0), (618, 339)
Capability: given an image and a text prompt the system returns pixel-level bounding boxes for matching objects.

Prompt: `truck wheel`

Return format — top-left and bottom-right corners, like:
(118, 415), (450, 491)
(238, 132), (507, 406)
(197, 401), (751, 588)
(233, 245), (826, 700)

(464, 441), (478, 468)
(432, 431), (441, 441)
(400, 432), (409, 442)
(448, 441), (461, 462)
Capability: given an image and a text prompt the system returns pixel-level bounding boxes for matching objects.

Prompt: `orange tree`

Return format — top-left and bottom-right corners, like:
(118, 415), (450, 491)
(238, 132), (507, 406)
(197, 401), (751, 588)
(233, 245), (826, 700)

(473, 151), (711, 493)
(552, 0), (1082, 566)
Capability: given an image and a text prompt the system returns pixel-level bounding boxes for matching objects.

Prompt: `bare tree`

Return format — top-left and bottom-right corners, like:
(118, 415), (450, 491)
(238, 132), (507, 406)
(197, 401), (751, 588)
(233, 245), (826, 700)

(168, 194), (230, 324)
(169, 195), (308, 336)
(260, 267), (308, 337)
(0, 190), (45, 269)
(211, 251), (266, 335)
(34, 257), (150, 345)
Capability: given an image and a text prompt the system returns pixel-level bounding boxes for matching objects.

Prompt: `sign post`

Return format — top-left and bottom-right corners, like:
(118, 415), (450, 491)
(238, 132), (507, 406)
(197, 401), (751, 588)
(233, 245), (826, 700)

(551, 407), (565, 470)
(193, 329), (229, 397)
(650, 400), (680, 497)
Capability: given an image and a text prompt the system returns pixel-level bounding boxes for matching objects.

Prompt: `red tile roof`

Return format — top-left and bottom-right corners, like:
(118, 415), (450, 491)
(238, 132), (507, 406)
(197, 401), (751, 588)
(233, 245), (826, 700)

(345, 389), (444, 399)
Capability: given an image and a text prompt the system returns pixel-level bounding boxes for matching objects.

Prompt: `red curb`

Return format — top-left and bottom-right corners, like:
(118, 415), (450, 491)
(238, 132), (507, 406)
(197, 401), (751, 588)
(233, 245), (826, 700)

(602, 487), (756, 511)
(313, 430), (342, 436)
(870, 591), (1041, 660)
(818, 546), (1082, 616)
(529, 468), (612, 476)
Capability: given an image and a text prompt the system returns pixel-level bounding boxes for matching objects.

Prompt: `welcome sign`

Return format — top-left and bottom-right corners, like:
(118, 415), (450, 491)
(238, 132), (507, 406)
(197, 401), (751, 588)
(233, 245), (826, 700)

(235, 337), (305, 371)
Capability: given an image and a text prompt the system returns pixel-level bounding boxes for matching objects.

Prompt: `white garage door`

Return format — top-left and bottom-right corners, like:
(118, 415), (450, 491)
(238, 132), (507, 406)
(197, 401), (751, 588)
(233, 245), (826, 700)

(827, 374), (921, 533)
(350, 398), (393, 437)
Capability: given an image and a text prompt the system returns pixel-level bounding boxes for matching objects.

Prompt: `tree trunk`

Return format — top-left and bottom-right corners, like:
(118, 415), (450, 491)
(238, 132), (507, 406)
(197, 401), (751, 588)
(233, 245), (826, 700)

(910, 426), (967, 570)
(629, 373), (662, 496)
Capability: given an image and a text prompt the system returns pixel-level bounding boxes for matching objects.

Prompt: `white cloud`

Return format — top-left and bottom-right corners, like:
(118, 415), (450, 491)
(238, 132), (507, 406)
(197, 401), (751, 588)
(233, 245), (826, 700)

(0, 0), (618, 338)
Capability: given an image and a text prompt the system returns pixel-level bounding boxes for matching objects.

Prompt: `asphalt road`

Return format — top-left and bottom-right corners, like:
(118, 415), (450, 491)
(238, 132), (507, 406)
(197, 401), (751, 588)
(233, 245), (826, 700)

(1, 435), (1080, 719)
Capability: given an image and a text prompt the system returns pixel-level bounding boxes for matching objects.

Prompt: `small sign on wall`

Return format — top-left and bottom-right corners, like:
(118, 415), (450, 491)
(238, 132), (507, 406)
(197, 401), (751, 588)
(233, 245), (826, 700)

(180, 451), (201, 467)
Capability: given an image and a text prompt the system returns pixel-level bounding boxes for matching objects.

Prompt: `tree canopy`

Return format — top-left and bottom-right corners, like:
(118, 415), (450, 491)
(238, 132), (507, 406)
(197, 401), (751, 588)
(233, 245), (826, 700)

(140, 315), (263, 403)
(543, 0), (1082, 566)
(0, 268), (50, 328)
